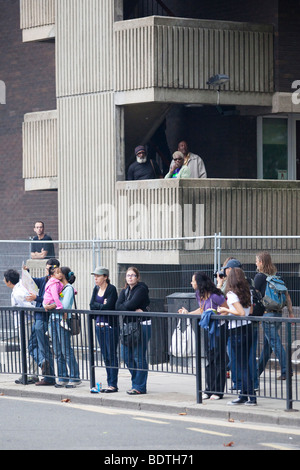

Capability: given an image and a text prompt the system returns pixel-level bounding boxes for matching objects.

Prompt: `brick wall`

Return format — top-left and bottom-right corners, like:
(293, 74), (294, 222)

(152, 0), (300, 92)
(0, 0), (58, 241)
(277, 0), (300, 92)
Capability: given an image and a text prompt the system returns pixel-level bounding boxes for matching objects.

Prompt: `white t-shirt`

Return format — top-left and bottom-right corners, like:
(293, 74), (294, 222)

(11, 282), (35, 308)
(11, 282), (35, 328)
(226, 291), (251, 329)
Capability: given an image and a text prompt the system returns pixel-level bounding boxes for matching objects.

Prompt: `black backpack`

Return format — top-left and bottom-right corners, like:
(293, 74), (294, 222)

(247, 278), (265, 316)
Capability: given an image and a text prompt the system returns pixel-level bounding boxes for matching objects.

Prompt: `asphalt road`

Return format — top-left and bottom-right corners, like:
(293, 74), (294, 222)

(1, 395), (300, 452)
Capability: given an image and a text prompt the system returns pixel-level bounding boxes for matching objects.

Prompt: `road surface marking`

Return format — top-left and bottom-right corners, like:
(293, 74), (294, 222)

(260, 443), (294, 451)
(133, 417), (169, 425)
(1, 396), (300, 438)
(187, 427), (232, 437)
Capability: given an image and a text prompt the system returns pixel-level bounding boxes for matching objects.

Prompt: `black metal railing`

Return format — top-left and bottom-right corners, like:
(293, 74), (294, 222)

(0, 308), (299, 409)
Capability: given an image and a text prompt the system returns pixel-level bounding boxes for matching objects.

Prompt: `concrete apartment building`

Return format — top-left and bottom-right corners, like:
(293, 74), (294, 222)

(1, 0), (300, 307)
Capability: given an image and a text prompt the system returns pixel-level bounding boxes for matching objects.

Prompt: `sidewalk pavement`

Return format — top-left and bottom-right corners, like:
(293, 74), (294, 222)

(0, 371), (300, 428)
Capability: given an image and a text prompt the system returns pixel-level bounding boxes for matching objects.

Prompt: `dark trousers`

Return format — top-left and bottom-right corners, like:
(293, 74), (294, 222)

(204, 323), (227, 397)
(230, 324), (255, 400)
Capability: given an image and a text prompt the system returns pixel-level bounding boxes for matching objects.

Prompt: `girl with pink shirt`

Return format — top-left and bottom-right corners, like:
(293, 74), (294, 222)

(43, 265), (64, 310)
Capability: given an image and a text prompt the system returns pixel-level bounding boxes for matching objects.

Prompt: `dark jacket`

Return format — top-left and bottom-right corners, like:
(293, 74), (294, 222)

(32, 276), (49, 321)
(115, 282), (150, 314)
(127, 160), (161, 180)
(89, 283), (118, 327)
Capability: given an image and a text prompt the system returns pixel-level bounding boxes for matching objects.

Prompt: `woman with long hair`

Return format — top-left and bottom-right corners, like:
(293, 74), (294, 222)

(218, 267), (257, 405)
(179, 272), (227, 400)
(255, 251), (294, 380)
(116, 267), (150, 395)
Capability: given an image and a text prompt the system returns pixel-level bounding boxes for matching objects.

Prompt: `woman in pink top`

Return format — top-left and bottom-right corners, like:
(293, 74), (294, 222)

(43, 265), (64, 309)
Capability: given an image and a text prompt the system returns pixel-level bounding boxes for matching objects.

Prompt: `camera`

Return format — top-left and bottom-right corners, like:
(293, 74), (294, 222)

(213, 270), (225, 279)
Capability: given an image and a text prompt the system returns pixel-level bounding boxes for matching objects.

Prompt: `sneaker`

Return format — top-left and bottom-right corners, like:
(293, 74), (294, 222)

(55, 382), (68, 388)
(210, 394), (221, 400)
(15, 375), (39, 385)
(227, 397), (247, 405)
(202, 393), (210, 400)
(66, 380), (82, 388)
(245, 400), (257, 406)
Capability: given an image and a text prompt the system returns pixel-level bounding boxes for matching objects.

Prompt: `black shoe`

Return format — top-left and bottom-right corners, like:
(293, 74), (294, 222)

(102, 387), (118, 393)
(227, 397), (247, 405)
(15, 375), (39, 385)
(245, 399), (257, 406)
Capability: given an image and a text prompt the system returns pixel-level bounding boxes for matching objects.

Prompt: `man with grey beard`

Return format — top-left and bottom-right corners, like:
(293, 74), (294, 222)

(127, 145), (162, 180)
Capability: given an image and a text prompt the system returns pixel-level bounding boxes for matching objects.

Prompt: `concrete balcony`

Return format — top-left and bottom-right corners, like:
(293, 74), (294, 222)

(114, 16), (274, 106)
(20, 0), (55, 42)
(22, 110), (57, 191)
(116, 178), (300, 265)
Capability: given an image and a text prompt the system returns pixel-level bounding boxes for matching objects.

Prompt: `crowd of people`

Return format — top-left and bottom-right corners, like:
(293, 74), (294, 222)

(179, 253), (294, 406)
(4, 257), (152, 395)
(3, 234), (294, 403)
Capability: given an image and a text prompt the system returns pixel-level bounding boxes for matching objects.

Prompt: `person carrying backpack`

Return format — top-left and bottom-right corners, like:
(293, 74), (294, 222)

(254, 251), (294, 381)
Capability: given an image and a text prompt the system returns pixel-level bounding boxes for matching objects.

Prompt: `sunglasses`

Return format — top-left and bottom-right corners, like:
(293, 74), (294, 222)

(173, 158), (183, 162)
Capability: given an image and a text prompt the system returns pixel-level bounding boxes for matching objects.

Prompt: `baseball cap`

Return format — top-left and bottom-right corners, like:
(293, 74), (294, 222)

(91, 266), (109, 276)
(223, 259), (242, 272)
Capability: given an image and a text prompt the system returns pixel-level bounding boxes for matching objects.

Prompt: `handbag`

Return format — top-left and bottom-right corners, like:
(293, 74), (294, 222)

(69, 293), (81, 336)
(120, 318), (141, 346)
(171, 318), (195, 357)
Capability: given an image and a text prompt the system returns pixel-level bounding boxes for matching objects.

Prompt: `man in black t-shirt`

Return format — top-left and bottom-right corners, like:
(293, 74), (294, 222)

(30, 221), (55, 259)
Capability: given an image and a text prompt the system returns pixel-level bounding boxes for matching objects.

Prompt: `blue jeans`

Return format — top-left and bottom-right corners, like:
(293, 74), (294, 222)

(28, 319), (55, 384)
(96, 325), (119, 389)
(229, 324), (258, 391)
(50, 318), (80, 383)
(250, 324), (258, 389)
(258, 312), (287, 377)
(229, 325), (255, 400)
(122, 324), (151, 393)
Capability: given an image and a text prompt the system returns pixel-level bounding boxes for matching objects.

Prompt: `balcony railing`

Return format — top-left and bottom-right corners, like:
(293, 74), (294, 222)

(22, 110), (57, 191)
(20, 0), (55, 41)
(116, 178), (300, 264)
(114, 16), (274, 106)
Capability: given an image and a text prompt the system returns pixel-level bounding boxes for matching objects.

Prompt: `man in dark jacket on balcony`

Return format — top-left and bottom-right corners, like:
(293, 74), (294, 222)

(127, 145), (162, 180)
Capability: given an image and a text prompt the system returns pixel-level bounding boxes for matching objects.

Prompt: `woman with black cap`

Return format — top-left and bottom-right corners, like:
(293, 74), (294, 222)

(90, 266), (119, 393)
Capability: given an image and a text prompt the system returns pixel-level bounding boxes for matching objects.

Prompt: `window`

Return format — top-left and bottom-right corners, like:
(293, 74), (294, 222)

(257, 115), (300, 180)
